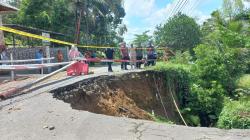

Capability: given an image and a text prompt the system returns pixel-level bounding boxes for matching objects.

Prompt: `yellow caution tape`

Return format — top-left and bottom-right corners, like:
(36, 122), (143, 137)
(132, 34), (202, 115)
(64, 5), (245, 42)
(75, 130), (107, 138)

(0, 26), (168, 50)
(0, 26), (74, 46)
(0, 26), (114, 49)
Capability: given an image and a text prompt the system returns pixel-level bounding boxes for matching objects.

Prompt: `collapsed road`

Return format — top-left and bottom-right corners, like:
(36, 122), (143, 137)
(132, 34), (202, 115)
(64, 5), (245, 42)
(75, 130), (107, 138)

(0, 67), (250, 140)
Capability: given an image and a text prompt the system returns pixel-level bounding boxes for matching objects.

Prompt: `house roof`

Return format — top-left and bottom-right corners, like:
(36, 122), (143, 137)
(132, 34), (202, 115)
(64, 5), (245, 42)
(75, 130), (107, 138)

(0, 2), (18, 14)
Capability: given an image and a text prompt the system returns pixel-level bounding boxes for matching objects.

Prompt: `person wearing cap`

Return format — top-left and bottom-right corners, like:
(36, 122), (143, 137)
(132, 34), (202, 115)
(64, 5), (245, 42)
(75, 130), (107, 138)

(120, 42), (129, 70)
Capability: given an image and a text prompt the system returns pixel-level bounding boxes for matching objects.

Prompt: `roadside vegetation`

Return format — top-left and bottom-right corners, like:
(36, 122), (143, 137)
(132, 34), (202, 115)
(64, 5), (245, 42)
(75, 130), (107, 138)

(148, 0), (250, 129)
(4, 0), (126, 46)
(4, 0), (250, 129)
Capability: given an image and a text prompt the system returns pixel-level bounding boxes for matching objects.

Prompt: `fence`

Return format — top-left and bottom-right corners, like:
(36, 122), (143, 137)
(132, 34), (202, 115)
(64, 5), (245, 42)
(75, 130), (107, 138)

(6, 47), (69, 63)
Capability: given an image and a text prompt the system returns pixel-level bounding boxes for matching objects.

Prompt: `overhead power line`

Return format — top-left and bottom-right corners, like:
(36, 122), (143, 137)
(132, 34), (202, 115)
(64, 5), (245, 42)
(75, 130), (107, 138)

(168, 0), (182, 19)
(171, 0), (186, 16)
(176, 0), (189, 14)
(187, 0), (202, 16)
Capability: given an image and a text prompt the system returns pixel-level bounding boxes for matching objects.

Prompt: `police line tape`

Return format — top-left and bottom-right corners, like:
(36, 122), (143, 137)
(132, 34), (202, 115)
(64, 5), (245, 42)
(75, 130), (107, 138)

(0, 58), (156, 71)
(0, 26), (167, 50)
(0, 26), (113, 49)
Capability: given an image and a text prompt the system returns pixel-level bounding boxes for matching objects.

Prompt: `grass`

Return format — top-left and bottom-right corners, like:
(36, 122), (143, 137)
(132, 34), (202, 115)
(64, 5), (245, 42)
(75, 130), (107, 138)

(237, 74), (250, 89)
(150, 114), (174, 124)
(149, 61), (192, 71)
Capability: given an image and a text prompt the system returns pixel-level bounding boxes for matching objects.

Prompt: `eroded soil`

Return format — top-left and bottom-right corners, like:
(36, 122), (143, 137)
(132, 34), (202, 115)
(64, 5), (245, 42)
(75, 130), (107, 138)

(52, 71), (182, 123)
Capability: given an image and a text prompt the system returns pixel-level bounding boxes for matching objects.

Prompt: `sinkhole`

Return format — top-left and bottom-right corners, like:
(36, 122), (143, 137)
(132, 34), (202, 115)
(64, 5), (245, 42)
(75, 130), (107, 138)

(51, 71), (187, 124)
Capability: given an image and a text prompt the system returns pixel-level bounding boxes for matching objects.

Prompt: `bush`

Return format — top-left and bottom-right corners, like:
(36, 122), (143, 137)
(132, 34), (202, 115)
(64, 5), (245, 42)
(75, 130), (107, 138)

(217, 97), (250, 129)
(170, 51), (192, 64)
(186, 81), (225, 126)
(153, 62), (191, 107)
(193, 44), (249, 94)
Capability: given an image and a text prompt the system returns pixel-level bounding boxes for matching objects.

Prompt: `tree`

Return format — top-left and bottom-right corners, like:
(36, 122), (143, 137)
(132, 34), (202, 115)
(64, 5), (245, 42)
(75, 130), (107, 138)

(4, 0), (126, 46)
(73, 0), (125, 44)
(133, 30), (152, 46)
(8, 0), (22, 8)
(117, 24), (127, 37)
(154, 13), (201, 51)
(223, 0), (244, 20)
(18, 0), (53, 29)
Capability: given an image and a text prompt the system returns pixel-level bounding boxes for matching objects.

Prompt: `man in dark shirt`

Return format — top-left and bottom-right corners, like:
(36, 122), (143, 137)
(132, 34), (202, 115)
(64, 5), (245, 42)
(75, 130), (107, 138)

(105, 48), (115, 72)
(146, 44), (157, 66)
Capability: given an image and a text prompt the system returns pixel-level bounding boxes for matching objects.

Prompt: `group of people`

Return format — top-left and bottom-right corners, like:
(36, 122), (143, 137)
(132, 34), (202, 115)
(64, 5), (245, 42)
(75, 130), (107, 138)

(1, 43), (157, 73)
(105, 42), (157, 72)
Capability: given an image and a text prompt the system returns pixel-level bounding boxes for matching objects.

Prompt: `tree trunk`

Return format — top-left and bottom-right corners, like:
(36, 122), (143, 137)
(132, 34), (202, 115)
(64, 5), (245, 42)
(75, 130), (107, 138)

(75, 8), (83, 44)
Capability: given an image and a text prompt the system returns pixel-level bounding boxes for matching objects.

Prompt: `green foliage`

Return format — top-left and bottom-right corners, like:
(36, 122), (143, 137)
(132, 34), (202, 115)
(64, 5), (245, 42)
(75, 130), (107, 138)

(222, 0), (244, 20)
(154, 13), (201, 51)
(217, 97), (250, 129)
(18, 0), (53, 29)
(151, 114), (174, 124)
(237, 74), (250, 89)
(151, 2), (250, 128)
(193, 44), (249, 94)
(228, 20), (243, 32)
(170, 51), (192, 64)
(133, 31), (152, 46)
(181, 108), (200, 126)
(187, 82), (225, 126)
(153, 62), (191, 107)
(4, 0), (125, 46)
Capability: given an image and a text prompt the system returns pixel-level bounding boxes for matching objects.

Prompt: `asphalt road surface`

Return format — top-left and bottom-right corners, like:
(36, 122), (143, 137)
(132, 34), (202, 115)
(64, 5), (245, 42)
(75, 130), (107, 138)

(0, 66), (250, 140)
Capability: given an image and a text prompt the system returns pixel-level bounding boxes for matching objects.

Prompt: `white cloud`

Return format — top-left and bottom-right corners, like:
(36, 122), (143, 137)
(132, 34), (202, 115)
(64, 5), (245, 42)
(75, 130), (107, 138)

(124, 0), (156, 18)
(244, 1), (250, 9)
(192, 10), (211, 24)
(145, 3), (173, 26)
(123, 0), (213, 42)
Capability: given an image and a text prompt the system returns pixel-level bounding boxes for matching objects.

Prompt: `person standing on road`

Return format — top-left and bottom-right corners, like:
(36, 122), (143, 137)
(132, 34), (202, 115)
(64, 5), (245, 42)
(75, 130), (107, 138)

(129, 44), (136, 69)
(105, 48), (115, 72)
(35, 49), (43, 74)
(120, 42), (129, 70)
(136, 43), (143, 69)
(68, 45), (83, 61)
(57, 50), (64, 62)
(146, 43), (156, 66)
(35, 49), (43, 64)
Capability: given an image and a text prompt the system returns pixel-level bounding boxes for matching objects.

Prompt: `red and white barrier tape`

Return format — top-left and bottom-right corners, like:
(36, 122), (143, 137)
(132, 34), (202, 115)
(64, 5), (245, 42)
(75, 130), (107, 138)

(0, 57), (55, 63)
(0, 62), (71, 71)
(0, 58), (156, 71)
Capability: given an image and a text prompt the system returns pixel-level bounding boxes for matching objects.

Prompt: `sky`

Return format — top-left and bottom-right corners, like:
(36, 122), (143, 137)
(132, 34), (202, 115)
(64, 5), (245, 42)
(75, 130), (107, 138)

(123, 0), (224, 42)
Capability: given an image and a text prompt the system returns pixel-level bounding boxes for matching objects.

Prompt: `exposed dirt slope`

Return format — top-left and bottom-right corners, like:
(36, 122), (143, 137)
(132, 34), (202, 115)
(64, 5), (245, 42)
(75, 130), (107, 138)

(52, 71), (181, 123)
